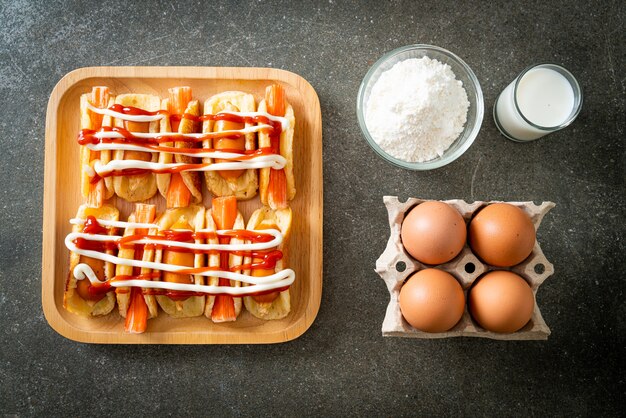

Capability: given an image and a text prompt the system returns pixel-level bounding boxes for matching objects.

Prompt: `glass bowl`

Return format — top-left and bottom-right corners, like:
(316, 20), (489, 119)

(357, 44), (484, 170)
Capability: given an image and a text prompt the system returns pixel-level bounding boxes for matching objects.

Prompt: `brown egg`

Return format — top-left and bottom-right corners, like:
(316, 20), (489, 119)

(468, 271), (534, 333)
(401, 201), (466, 265)
(469, 203), (535, 267)
(399, 269), (465, 333)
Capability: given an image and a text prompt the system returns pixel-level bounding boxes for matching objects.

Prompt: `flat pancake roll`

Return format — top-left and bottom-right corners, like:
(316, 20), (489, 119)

(116, 204), (159, 334)
(157, 87), (203, 208)
(79, 87), (115, 207)
(202, 91), (258, 200)
(258, 84), (296, 209)
(112, 94), (161, 202)
(64, 204), (119, 316)
(205, 196), (245, 322)
(153, 205), (206, 318)
(243, 206), (293, 320)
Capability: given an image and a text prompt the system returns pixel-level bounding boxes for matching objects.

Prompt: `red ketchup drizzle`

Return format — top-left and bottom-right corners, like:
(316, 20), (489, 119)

(78, 216), (114, 297)
(87, 281), (113, 297)
(83, 215), (108, 234)
(77, 109), (283, 182)
(108, 104), (168, 117)
(74, 238), (117, 252)
(86, 272), (159, 298)
(176, 112), (282, 131)
(79, 127), (275, 157)
(115, 229), (275, 252)
(78, 229), (277, 253)
(170, 250), (283, 273)
(76, 225), (289, 300)
(75, 216), (116, 252)
(151, 285), (291, 299)
(78, 126), (270, 146)
(77, 227), (287, 298)
(243, 250), (282, 270)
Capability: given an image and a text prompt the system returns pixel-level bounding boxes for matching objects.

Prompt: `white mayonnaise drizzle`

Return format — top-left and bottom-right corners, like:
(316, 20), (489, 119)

(86, 102), (290, 130)
(66, 228), (283, 251)
(86, 143), (279, 160)
(223, 110), (290, 131)
(65, 218), (292, 295)
(86, 102), (165, 122)
(83, 105), (290, 176)
(90, 124), (273, 140)
(92, 156), (285, 177)
(72, 263), (295, 296)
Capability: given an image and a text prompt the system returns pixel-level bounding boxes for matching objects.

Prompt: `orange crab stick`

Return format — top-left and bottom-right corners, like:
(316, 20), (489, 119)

(87, 86), (110, 207)
(168, 86), (192, 133)
(165, 87), (193, 208)
(87, 179), (108, 209)
(266, 84), (286, 117)
(125, 287), (148, 334)
(266, 84), (288, 209)
(88, 86), (109, 128)
(210, 196), (238, 321)
(166, 173), (192, 209)
(124, 204), (156, 334)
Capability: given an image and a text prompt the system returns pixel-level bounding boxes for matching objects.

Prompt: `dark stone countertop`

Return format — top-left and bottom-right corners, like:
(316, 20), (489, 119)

(1, 1), (623, 416)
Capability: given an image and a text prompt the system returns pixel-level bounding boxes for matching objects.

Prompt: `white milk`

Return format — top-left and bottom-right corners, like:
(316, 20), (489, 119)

(494, 65), (579, 141)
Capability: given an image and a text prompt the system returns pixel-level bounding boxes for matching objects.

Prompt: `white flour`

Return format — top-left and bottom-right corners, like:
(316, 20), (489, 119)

(365, 57), (470, 163)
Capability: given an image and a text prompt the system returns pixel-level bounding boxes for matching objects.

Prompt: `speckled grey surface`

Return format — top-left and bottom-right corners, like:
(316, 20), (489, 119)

(1, 0), (624, 416)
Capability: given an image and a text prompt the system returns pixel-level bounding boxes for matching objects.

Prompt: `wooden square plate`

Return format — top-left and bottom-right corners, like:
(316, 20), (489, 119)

(42, 66), (323, 344)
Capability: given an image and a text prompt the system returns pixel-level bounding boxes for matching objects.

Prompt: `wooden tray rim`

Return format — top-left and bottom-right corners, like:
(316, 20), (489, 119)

(42, 66), (323, 344)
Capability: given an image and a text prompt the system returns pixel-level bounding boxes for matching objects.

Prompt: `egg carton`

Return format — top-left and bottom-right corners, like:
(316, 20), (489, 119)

(376, 196), (555, 340)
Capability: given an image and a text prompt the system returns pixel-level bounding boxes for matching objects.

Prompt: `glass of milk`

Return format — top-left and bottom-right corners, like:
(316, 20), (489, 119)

(493, 64), (582, 142)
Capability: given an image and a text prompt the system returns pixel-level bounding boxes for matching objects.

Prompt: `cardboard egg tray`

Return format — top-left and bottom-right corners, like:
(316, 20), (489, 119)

(376, 196), (555, 340)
